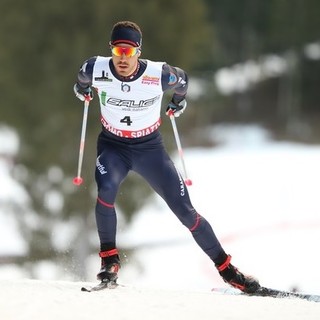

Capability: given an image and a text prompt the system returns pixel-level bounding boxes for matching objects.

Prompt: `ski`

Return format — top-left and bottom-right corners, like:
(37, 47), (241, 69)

(212, 286), (320, 302)
(81, 280), (118, 292)
(251, 286), (320, 302)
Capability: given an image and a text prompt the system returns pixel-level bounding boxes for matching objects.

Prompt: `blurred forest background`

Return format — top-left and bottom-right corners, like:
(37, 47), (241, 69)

(1, 0), (320, 279)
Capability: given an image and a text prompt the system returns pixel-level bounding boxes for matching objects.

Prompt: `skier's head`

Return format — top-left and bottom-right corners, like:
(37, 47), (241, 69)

(110, 21), (142, 48)
(109, 21), (142, 78)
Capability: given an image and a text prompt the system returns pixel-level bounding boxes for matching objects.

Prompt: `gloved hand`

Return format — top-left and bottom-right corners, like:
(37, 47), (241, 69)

(166, 99), (187, 117)
(73, 83), (93, 101)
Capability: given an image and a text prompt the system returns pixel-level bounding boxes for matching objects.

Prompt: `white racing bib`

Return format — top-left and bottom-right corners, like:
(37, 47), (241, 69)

(92, 57), (164, 138)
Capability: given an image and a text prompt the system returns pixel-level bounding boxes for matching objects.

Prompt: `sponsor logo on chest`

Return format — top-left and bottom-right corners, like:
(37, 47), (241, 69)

(141, 75), (160, 85)
(107, 95), (160, 108)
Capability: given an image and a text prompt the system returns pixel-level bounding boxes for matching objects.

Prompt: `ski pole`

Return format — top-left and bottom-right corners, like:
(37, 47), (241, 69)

(73, 98), (90, 186)
(169, 111), (192, 186)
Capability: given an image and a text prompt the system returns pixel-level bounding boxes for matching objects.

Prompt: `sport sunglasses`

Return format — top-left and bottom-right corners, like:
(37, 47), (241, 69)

(111, 46), (140, 57)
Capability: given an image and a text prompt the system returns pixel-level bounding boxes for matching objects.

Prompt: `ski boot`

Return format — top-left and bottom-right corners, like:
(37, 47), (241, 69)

(97, 248), (121, 282)
(216, 255), (260, 293)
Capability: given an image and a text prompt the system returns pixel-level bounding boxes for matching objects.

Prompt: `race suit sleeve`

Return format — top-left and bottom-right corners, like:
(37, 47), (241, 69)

(161, 63), (189, 104)
(76, 56), (97, 89)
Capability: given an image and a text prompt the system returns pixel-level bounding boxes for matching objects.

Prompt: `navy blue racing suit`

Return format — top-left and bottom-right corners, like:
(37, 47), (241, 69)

(76, 57), (225, 264)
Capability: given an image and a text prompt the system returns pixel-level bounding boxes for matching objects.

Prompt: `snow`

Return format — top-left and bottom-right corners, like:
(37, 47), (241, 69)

(0, 125), (29, 255)
(0, 125), (19, 156)
(1, 124), (320, 319)
(0, 279), (319, 320)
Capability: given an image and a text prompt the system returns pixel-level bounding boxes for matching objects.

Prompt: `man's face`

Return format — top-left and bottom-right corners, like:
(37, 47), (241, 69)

(111, 43), (140, 77)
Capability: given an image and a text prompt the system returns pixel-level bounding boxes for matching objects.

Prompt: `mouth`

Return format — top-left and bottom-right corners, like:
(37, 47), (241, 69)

(117, 64), (128, 69)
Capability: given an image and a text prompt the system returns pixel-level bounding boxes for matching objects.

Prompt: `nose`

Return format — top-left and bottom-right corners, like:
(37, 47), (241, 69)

(119, 53), (127, 61)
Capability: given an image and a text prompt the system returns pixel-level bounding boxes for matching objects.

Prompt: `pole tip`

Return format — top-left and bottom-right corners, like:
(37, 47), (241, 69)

(73, 176), (83, 186)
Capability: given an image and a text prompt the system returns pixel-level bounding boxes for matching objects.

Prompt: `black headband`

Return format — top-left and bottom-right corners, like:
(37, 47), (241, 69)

(111, 26), (142, 47)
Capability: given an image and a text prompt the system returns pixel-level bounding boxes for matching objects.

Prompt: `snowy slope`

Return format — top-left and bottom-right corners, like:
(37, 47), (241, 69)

(0, 279), (319, 320)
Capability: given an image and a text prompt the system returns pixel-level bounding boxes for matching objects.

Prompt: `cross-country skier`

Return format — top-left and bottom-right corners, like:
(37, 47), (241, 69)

(73, 20), (260, 293)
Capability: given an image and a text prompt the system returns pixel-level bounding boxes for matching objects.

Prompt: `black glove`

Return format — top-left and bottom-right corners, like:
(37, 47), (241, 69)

(166, 99), (187, 117)
(73, 83), (93, 101)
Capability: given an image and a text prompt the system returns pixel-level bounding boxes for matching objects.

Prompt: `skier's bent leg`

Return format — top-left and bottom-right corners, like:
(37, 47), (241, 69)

(94, 149), (129, 281)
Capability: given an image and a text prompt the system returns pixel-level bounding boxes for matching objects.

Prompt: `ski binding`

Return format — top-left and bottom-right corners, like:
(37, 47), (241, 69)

(81, 279), (118, 292)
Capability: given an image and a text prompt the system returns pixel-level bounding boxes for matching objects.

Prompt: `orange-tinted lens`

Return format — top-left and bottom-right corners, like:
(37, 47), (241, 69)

(111, 47), (138, 57)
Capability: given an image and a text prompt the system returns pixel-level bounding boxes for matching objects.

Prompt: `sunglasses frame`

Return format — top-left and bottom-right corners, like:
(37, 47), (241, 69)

(110, 46), (140, 58)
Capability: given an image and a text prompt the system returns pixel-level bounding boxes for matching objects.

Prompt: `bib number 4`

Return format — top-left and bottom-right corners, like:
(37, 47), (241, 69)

(120, 116), (133, 126)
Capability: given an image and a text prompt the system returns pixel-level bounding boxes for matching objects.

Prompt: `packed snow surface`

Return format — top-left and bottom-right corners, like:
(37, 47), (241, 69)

(0, 279), (319, 320)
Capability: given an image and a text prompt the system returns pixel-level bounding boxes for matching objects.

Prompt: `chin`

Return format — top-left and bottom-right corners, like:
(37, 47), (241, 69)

(117, 69), (129, 76)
